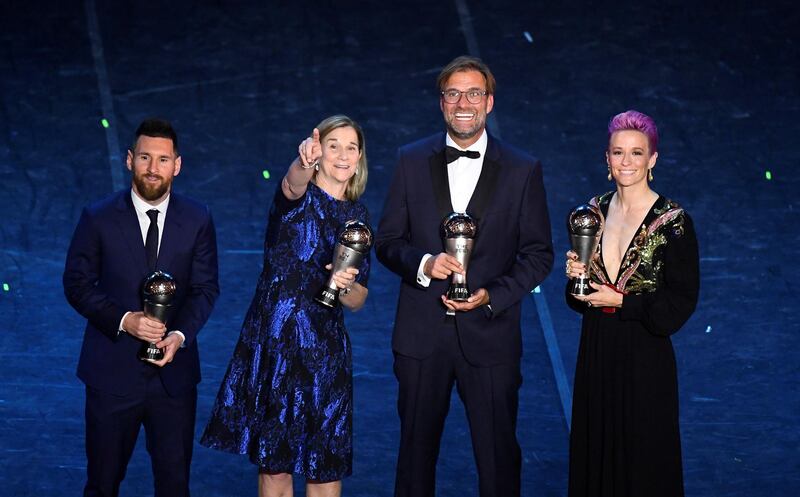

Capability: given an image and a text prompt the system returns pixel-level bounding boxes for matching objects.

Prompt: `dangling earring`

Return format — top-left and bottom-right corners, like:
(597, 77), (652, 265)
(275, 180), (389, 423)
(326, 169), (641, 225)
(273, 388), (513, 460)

(648, 168), (654, 181)
(354, 168), (359, 176)
(314, 161), (319, 171)
(607, 167), (612, 181)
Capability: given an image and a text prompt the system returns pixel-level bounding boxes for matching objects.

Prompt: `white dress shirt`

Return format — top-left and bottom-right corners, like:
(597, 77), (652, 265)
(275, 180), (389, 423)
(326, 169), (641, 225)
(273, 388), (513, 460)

(130, 189), (169, 253)
(416, 130), (488, 287)
(120, 190), (184, 345)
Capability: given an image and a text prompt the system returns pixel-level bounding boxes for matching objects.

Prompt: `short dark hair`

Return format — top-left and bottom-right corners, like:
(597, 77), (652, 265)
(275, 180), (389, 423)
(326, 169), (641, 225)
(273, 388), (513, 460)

(436, 55), (496, 94)
(132, 118), (179, 155)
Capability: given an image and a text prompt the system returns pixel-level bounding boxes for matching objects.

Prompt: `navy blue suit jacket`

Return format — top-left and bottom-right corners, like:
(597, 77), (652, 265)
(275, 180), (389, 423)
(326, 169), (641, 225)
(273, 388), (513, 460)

(375, 132), (553, 366)
(64, 189), (219, 396)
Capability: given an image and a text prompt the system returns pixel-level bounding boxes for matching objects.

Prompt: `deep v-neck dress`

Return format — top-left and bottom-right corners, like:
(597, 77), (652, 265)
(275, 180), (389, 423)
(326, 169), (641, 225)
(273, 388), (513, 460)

(566, 192), (700, 497)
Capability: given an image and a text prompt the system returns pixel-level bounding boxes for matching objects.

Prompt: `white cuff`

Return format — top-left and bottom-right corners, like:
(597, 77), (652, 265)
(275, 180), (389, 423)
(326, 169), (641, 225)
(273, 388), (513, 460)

(416, 254), (433, 287)
(118, 312), (132, 335)
(168, 330), (186, 348)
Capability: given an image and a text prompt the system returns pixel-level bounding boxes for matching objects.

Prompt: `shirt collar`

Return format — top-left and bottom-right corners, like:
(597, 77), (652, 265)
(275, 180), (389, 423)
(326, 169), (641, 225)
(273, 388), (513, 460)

(445, 129), (488, 158)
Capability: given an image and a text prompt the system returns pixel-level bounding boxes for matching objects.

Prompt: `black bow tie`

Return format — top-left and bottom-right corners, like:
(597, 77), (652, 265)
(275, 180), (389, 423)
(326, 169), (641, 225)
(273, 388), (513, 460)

(445, 146), (481, 164)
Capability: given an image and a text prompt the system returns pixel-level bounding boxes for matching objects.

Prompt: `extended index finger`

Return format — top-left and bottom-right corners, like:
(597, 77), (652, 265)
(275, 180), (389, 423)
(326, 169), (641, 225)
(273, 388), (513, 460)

(312, 127), (320, 144)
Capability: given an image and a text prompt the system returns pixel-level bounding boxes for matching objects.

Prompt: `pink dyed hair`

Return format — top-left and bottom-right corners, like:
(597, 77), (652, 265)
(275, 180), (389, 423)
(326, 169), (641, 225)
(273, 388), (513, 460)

(607, 110), (659, 155)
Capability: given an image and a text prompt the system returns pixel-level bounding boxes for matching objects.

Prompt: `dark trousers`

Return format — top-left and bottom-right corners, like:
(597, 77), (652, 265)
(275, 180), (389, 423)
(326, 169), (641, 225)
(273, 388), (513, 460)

(83, 370), (197, 497)
(393, 320), (522, 497)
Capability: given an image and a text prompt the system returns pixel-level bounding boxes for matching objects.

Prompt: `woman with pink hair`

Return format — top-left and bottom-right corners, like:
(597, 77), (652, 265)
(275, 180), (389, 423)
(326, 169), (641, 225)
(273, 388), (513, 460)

(565, 110), (700, 497)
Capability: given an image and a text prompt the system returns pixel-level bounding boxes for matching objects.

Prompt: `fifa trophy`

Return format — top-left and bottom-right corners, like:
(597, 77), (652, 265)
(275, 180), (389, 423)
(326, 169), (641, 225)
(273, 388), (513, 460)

(567, 204), (605, 296)
(138, 271), (177, 361)
(315, 220), (373, 308)
(441, 212), (477, 302)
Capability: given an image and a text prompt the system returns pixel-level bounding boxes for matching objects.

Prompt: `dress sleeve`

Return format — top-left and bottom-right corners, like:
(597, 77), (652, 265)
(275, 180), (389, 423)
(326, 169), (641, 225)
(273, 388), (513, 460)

(273, 183), (306, 214)
(618, 212), (700, 336)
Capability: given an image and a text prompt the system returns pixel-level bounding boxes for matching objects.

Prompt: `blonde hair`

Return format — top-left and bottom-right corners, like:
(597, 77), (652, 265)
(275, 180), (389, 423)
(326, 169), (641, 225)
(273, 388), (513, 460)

(314, 115), (368, 201)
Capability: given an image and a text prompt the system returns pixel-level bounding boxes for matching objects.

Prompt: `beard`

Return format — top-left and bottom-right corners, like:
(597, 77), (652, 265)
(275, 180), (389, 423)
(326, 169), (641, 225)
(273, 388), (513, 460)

(444, 113), (486, 142)
(133, 172), (172, 201)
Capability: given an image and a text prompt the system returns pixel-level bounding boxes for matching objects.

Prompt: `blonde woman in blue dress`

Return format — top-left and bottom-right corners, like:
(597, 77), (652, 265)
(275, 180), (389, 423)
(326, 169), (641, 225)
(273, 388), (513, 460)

(202, 115), (371, 497)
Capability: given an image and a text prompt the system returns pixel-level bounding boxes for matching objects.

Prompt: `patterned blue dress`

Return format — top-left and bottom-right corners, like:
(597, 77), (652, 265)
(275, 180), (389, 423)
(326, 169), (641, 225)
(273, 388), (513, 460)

(201, 182), (370, 482)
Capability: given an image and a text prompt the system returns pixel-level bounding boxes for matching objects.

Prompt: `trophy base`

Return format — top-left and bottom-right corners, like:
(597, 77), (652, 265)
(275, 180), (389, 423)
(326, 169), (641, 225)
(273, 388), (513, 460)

(138, 343), (164, 362)
(314, 287), (339, 308)
(569, 276), (596, 296)
(446, 284), (470, 302)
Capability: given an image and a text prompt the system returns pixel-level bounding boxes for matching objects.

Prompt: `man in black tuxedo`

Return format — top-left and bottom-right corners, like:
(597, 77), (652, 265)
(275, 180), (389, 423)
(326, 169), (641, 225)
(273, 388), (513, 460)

(375, 56), (553, 497)
(63, 118), (219, 497)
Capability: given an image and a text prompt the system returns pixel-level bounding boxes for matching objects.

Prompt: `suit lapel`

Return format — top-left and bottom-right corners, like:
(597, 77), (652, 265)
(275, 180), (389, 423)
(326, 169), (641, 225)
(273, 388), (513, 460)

(466, 134), (501, 225)
(428, 136), (453, 223)
(157, 193), (183, 272)
(116, 191), (149, 274)
(429, 132), (502, 232)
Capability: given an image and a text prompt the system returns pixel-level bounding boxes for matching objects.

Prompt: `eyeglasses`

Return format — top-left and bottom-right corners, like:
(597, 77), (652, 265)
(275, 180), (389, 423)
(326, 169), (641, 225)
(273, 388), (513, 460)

(441, 89), (488, 104)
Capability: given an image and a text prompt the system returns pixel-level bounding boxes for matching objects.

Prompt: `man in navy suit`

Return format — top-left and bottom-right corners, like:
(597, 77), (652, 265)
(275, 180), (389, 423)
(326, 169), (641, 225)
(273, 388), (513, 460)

(63, 118), (219, 497)
(375, 56), (553, 497)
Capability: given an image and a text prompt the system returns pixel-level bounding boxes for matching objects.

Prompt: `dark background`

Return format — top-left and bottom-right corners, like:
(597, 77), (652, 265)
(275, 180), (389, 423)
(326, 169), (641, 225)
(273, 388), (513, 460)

(0, 1), (797, 495)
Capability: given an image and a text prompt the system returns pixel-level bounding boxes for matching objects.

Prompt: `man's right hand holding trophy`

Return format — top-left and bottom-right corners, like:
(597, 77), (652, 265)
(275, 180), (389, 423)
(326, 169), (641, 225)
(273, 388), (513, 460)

(122, 271), (182, 367)
(424, 212), (488, 312)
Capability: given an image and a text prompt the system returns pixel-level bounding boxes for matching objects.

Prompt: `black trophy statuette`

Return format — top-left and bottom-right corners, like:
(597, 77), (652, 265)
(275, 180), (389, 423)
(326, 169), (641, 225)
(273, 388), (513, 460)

(138, 271), (177, 362)
(567, 204), (605, 296)
(315, 220), (373, 308)
(441, 212), (477, 302)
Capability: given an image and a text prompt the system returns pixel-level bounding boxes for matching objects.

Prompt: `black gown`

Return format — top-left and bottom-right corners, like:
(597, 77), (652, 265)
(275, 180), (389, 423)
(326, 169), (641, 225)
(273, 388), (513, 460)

(567, 193), (700, 497)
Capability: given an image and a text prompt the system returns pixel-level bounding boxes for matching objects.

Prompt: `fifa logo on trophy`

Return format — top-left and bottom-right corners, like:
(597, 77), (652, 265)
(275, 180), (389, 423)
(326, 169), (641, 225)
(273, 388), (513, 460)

(139, 271), (177, 362)
(441, 212), (477, 302)
(567, 204), (605, 296)
(315, 220), (373, 308)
